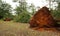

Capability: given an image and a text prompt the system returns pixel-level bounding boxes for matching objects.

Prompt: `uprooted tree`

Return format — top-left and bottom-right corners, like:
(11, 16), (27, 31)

(29, 6), (60, 31)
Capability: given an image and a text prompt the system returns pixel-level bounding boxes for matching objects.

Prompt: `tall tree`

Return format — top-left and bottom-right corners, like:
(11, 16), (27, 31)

(13, 0), (31, 23)
(14, 0), (28, 16)
(52, 2), (60, 19)
(0, 1), (12, 19)
(56, 2), (60, 19)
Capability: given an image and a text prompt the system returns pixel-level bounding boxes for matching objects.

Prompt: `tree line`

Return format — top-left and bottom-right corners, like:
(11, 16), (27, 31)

(0, 0), (60, 23)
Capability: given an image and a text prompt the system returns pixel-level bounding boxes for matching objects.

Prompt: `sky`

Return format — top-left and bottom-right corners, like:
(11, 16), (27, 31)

(2, 0), (58, 14)
(2, 0), (50, 9)
(26, 0), (49, 7)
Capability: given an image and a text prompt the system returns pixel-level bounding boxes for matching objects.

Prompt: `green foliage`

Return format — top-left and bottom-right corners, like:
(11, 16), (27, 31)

(14, 0), (28, 16)
(52, 10), (60, 19)
(51, 2), (60, 19)
(19, 13), (30, 23)
(57, 2), (60, 11)
(14, 12), (31, 23)
(13, 0), (18, 2)
(0, 1), (12, 19)
(13, 0), (36, 23)
(14, 0), (31, 23)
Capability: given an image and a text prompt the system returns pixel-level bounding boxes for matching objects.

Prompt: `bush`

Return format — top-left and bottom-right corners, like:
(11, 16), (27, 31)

(52, 10), (60, 19)
(14, 12), (31, 23)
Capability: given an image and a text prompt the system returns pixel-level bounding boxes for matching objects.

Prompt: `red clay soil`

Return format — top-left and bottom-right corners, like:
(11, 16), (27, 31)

(31, 28), (58, 31)
(29, 6), (60, 31)
(4, 18), (11, 21)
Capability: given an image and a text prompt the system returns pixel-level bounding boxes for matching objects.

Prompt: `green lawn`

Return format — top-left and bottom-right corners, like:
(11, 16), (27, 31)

(0, 20), (60, 36)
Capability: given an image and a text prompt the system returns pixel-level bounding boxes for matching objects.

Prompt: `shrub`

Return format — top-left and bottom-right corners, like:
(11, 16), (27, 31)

(14, 12), (31, 23)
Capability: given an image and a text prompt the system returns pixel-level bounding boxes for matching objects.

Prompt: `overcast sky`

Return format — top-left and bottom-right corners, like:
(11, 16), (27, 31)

(2, 0), (58, 15)
(2, 0), (50, 9)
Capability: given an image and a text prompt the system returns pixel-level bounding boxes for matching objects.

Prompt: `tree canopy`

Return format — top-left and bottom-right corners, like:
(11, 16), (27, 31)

(0, 0), (12, 19)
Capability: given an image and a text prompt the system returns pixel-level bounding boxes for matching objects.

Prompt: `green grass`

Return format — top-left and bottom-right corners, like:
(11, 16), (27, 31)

(0, 20), (60, 36)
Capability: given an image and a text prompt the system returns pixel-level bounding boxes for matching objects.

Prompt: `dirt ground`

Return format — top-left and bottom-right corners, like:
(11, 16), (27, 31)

(0, 20), (60, 36)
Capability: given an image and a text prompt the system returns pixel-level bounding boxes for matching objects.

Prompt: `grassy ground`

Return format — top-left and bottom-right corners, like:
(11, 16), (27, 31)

(0, 20), (60, 36)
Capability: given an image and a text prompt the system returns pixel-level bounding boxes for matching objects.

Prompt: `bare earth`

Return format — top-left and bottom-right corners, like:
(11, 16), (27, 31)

(0, 21), (60, 36)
